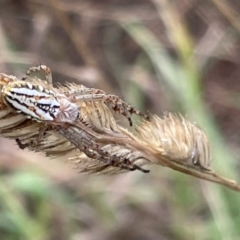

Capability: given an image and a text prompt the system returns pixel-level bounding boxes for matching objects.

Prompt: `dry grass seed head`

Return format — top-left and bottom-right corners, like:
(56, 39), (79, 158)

(136, 113), (211, 170)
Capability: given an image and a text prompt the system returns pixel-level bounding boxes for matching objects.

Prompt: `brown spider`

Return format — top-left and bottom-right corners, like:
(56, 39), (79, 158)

(4, 65), (149, 173)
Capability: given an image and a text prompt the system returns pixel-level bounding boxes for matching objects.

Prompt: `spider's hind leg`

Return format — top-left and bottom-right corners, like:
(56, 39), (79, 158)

(22, 65), (53, 86)
(16, 138), (29, 149)
(16, 125), (49, 150)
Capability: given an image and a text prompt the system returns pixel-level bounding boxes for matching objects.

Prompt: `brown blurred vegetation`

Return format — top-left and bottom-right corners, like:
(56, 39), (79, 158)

(1, 0), (240, 239)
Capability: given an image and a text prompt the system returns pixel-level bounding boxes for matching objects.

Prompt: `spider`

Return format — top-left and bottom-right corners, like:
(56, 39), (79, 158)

(0, 66), (149, 173)
(22, 65), (150, 126)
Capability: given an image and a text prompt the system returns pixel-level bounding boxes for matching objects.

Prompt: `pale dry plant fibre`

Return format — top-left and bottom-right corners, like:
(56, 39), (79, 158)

(0, 69), (240, 192)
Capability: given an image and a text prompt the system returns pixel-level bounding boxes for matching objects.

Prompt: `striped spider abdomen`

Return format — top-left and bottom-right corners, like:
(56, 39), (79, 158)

(1, 80), (79, 124)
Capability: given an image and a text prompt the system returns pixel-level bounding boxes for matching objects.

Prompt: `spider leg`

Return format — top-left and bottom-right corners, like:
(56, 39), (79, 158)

(16, 138), (29, 149)
(22, 65), (53, 86)
(73, 93), (150, 126)
(16, 124), (49, 150)
(118, 155), (150, 173)
(58, 126), (148, 173)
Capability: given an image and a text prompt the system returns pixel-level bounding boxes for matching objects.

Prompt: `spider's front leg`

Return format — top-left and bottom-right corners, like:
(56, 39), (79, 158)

(121, 158), (150, 173)
(103, 94), (150, 126)
(73, 93), (150, 126)
(58, 125), (150, 173)
(82, 143), (150, 173)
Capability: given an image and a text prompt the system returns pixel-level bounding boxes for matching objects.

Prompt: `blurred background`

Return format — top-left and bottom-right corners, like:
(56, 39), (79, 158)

(0, 0), (240, 239)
